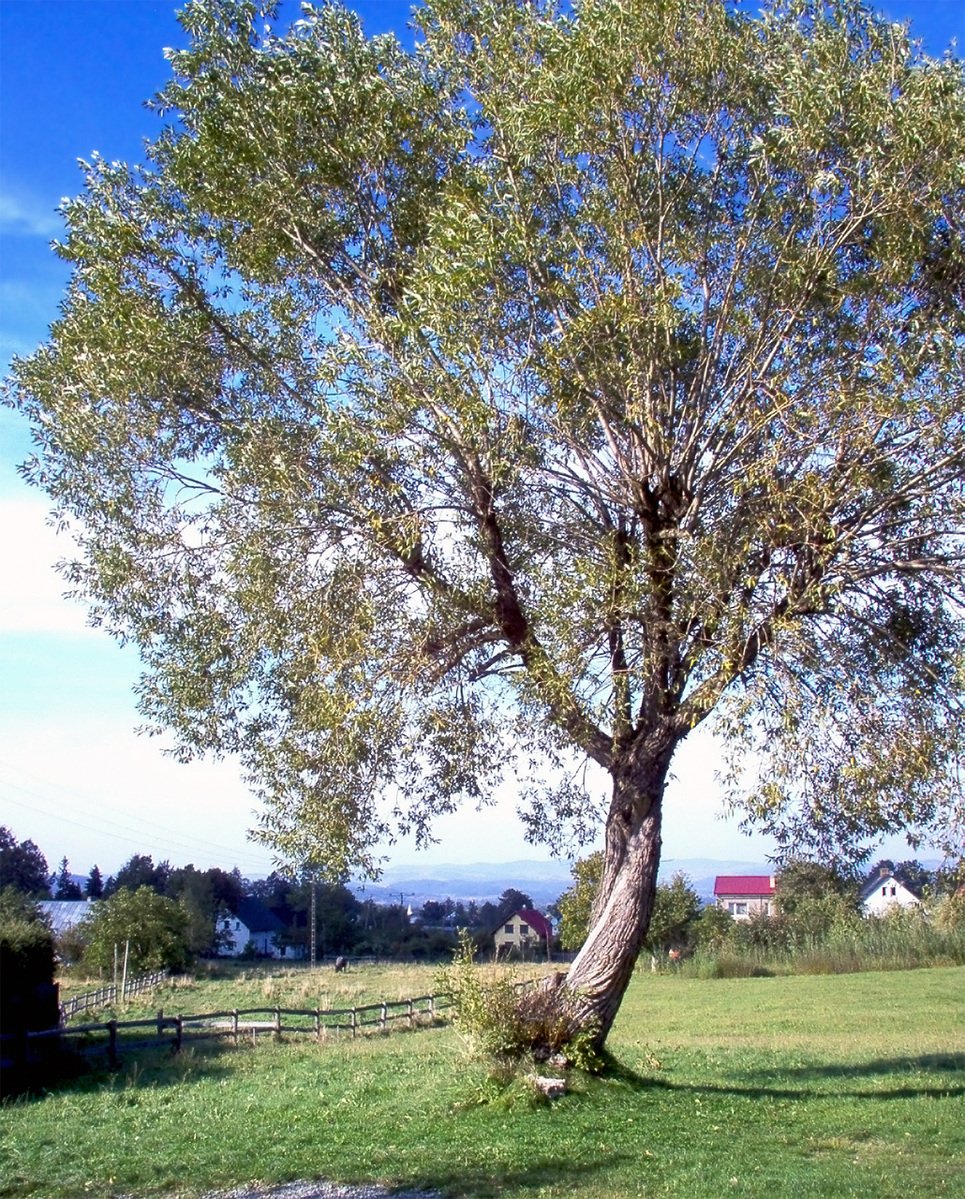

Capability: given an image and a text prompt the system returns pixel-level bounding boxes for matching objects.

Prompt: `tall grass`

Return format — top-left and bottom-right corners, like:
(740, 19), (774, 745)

(683, 903), (965, 979)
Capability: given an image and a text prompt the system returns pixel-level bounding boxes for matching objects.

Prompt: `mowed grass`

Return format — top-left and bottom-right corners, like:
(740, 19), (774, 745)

(2, 966), (963, 1199)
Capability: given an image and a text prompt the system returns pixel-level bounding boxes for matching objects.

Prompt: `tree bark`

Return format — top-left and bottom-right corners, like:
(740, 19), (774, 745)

(561, 742), (673, 1048)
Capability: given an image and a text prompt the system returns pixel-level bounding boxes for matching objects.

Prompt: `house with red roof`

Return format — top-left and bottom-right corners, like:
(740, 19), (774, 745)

(714, 875), (776, 920)
(493, 908), (554, 958)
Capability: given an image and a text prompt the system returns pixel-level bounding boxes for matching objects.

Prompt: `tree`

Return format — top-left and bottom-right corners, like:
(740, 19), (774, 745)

(775, 858), (858, 943)
(645, 873), (701, 955)
(0, 828), (50, 898)
(54, 857), (83, 900)
(5, 0), (964, 1048)
(78, 886), (192, 974)
(558, 855), (700, 954)
(105, 854), (171, 897)
(558, 852), (604, 951)
(85, 864), (105, 899)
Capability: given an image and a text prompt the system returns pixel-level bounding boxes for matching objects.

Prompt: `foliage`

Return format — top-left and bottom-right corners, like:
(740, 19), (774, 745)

(557, 852), (603, 951)
(0, 826), (50, 897)
(6, 0), (965, 1043)
(0, 888), (55, 990)
(84, 864), (104, 899)
(105, 853), (172, 898)
(439, 931), (600, 1072)
(558, 856), (700, 955)
(79, 885), (193, 973)
(645, 872), (702, 954)
(54, 856), (84, 900)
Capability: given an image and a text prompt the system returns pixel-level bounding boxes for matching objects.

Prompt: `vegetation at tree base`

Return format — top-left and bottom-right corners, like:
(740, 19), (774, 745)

(6, 0), (963, 1049)
(439, 930), (602, 1079)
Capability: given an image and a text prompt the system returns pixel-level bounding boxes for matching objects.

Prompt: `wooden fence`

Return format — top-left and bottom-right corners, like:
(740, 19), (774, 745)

(10, 979), (539, 1073)
(59, 969), (169, 1022)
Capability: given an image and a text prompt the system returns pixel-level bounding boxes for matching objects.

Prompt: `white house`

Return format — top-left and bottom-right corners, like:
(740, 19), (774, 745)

(859, 869), (922, 917)
(219, 898), (287, 958)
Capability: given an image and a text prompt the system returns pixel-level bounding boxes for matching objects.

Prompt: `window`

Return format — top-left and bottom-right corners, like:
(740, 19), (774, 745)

(890, 886), (897, 897)
(504, 924), (514, 934)
(727, 901), (748, 915)
(519, 923), (529, 935)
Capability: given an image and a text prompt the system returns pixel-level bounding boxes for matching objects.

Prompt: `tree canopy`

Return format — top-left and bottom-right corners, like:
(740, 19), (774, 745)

(6, 0), (964, 1045)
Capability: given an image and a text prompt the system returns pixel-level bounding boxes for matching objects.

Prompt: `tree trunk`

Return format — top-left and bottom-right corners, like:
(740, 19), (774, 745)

(561, 744), (672, 1048)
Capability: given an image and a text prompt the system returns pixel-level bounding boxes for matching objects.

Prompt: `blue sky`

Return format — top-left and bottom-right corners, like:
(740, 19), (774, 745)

(1, 0), (961, 881)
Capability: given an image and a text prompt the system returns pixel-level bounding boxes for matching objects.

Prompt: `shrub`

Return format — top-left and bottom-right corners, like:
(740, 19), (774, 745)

(438, 932), (601, 1076)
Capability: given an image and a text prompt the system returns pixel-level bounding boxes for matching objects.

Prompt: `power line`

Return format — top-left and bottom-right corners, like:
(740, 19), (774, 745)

(0, 773), (276, 874)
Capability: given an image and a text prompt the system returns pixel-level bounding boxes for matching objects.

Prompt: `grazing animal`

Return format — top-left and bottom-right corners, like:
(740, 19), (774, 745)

(334, 955), (348, 973)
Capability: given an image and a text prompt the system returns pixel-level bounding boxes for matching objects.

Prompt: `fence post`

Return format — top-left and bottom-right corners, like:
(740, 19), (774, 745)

(314, 1009), (321, 1040)
(232, 1009), (239, 1047)
(380, 1002), (387, 1033)
(174, 1015), (183, 1054)
(351, 1008), (357, 1039)
(108, 1020), (118, 1070)
(274, 1007), (282, 1041)
(408, 998), (414, 1029)
(157, 1009), (164, 1038)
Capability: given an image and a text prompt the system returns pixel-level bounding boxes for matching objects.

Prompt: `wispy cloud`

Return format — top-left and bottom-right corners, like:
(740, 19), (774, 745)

(0, 495), (95, 637)
(0, 191), (64, 239)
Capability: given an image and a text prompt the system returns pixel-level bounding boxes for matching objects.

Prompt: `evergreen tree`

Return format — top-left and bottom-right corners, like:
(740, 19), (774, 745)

(54, 857), (83, 900)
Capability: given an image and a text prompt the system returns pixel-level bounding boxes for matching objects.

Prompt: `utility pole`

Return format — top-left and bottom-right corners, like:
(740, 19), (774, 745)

(309, 878), (317, 970)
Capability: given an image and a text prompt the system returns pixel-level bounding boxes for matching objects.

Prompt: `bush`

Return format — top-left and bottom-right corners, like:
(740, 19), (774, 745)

(438, 932), (601, 1076)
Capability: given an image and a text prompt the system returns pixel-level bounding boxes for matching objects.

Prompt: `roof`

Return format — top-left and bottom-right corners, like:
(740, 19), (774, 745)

(713, 875), (776, 897)
(38, 899), (95, 936)
(232, 897), (286, 934)
(506, 908), (553, 940)
(858, 871), (921, 902)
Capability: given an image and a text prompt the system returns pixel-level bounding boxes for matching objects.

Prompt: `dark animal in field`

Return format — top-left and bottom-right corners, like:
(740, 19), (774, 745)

(334, 956), (348, 973)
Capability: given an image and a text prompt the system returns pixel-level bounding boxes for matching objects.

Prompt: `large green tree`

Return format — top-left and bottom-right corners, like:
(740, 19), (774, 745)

(79, 886), (192, 974)
(6, 0), (964, 1046)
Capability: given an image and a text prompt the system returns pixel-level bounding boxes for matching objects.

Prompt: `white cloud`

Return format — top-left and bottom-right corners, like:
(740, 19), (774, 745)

(0, 495), (94, 636)
(0, 191), (64, 239)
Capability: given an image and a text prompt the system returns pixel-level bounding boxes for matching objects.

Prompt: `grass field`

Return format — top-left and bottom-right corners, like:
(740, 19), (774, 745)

(2, 965), (963, 1199)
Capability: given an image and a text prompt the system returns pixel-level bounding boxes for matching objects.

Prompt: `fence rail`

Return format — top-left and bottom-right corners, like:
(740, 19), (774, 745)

(60, 969), (169, 1022)
(5, 978), (541, 1073)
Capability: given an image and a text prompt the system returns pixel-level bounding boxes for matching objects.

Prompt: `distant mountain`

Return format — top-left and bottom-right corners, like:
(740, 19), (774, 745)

(351, 856), (774, 908)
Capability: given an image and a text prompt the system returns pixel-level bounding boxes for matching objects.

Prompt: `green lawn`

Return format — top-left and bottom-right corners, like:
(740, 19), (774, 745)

(2, 966), (963, 1198)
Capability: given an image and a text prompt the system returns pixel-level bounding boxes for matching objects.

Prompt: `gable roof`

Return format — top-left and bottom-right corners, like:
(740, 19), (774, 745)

(714, 875), (776, 897)
(505, 908), (553, 940)
(233, 897), (286, 934)
(858, 871), (921, 902)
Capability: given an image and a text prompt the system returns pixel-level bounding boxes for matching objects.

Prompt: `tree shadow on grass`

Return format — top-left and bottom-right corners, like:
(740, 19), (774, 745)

(416, 1155), (634, 1199)
(6, 1033), (242, 1102)
(597, 1050), (965, 1103)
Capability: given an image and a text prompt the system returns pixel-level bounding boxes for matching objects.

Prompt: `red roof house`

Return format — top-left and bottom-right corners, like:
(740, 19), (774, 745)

(713, 875), (776, 920)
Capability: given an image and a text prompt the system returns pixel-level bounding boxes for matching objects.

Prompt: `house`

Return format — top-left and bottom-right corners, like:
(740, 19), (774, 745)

(714, 875), (776, 920)
(219, 898), (287, 958)
(860, 868), (923, 917)
(493, 908), (554, 958)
